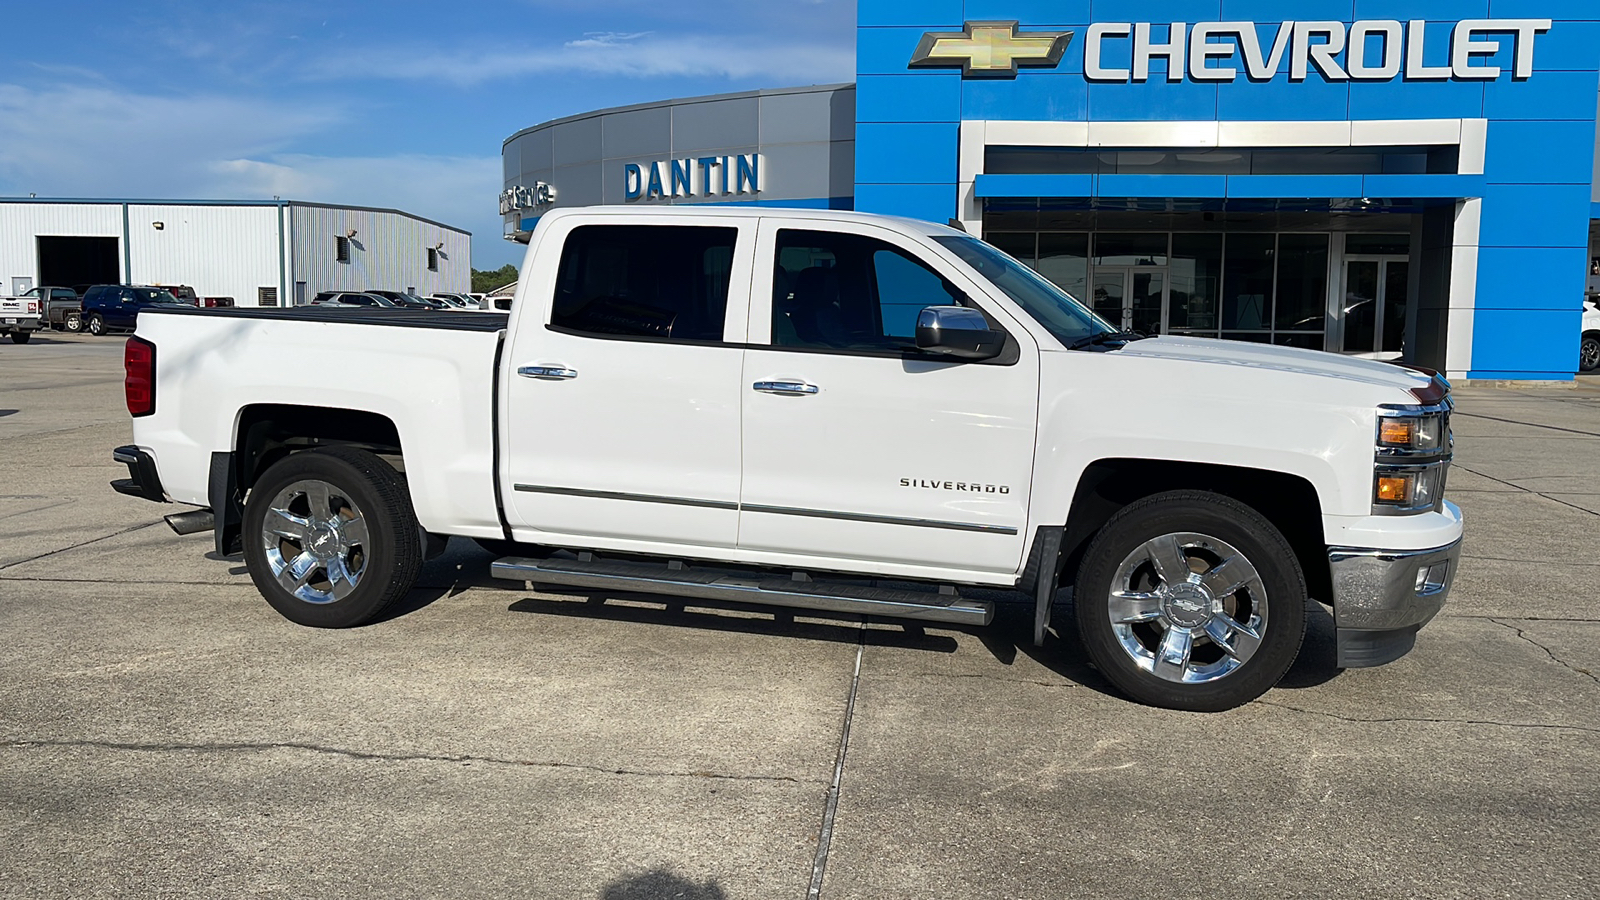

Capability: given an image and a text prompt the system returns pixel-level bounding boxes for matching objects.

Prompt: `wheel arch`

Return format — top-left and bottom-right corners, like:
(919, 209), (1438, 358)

(232, 403), (404, 494)
(1059, 458), (1332, 606)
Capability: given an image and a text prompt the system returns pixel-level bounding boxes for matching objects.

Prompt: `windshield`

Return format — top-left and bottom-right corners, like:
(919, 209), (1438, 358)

(933, 235), (1115, 347)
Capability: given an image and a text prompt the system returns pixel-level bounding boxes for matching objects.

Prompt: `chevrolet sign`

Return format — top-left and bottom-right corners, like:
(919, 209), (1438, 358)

(909, 21), (1074, 77)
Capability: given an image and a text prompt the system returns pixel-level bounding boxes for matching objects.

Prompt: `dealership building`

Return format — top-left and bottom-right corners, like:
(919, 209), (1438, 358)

(0, 199), (470, 306)
(503, 1), (1600, 382)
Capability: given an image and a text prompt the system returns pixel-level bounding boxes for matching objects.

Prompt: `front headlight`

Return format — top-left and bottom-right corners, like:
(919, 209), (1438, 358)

(1373, 402), (1452, 515)
(1377, 412), (1446, 454)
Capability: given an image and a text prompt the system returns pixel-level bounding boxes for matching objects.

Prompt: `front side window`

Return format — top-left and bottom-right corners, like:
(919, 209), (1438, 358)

(932, 235), (1112, 347)
(552, 225), (737, 343)
(771, 229), (963, 352)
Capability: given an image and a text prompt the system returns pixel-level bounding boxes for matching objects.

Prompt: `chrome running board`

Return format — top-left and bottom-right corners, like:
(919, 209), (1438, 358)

(490, 555), (993, 626)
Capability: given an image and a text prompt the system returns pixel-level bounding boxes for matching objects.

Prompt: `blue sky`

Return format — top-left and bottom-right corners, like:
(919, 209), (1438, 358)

(0, 0), (856, 268)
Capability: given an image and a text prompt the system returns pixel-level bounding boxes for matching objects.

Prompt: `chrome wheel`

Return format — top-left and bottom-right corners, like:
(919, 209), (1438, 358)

(1107, 532), (1267, 685)
(1581, 336), (1600, 372)
(261, 479), (371, 604)
(86, 315), (103, 336)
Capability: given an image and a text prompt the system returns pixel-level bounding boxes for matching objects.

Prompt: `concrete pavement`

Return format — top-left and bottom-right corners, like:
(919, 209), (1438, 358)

(2, 333), (1597, 899)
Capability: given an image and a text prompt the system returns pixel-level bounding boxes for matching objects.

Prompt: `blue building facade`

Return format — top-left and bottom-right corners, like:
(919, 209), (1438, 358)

(855, 1), (1600, 380)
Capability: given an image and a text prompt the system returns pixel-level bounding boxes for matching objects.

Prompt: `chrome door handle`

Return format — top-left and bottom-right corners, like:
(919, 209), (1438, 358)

(753, 380), (819, 396)
(518, 365), (578, 380)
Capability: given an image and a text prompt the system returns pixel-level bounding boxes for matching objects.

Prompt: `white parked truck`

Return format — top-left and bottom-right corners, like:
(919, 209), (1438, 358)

(0, 293), (43, 343)
(111, 207), (1462, 711)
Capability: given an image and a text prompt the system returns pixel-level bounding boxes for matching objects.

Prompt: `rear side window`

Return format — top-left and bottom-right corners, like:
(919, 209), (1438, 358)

(551, 225), (737, 343)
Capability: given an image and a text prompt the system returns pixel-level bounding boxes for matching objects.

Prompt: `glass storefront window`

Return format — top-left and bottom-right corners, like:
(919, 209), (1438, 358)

(1094, 233), (1168, 266)
(1169, 233), (1222, 335)
(1221, 233), (1274, 331)
(1345, 233), (1411, 255)
(1038, 233), (1089, 303)
(987, 232), (1036, 267)
(1274, 234), (1329, 333)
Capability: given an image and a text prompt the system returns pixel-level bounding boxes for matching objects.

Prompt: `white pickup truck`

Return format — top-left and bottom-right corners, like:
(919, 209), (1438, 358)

(0, 294), (43, 343)
(111, 207), (1461, 711)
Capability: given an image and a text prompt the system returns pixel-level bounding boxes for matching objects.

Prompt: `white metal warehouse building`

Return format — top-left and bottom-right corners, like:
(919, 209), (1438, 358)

(0, 199), (470, 306)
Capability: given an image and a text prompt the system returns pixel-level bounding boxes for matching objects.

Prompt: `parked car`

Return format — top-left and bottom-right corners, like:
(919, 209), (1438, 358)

(21, 286), (82, 331)
(0, 293), (43, 343)
(79, 285), (189, 336)
(156, 285), (201, 306)
(202, 297), (236, 309)
(366, 290), (446, 310)
(111, 206), (1463, 712)
(1581, 297), (1600, 373)
(308, 292), (399, 308)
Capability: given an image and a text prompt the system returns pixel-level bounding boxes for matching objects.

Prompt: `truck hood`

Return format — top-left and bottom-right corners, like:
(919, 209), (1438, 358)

(1099, 335), (1435, 396)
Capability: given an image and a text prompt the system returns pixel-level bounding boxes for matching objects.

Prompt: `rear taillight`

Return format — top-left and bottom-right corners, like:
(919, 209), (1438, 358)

(125, 337), (156, 417)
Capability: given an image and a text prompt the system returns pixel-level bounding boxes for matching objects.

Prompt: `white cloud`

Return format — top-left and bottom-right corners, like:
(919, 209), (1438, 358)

(0, 83), (514, 267)
(0, 84), (336, 198)
(307, 31), (855, 87)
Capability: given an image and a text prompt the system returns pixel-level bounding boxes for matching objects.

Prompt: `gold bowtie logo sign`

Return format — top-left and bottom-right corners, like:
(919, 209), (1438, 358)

(909, 21), (1074, 77)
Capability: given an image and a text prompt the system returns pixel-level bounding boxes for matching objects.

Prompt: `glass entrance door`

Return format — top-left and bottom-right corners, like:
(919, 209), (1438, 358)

(1341, 258), (1410, 357)
(1091, 267), (1167, 334)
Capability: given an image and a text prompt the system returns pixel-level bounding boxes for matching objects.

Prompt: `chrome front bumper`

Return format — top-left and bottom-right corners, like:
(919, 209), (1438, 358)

(1328, 538), (1462, 668)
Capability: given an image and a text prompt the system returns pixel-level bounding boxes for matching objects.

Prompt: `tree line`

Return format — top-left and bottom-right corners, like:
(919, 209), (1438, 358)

(471, 265), (518, 294)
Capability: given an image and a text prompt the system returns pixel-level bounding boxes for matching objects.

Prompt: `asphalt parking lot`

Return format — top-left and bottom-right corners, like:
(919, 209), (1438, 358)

(2, 332), (1598, 900)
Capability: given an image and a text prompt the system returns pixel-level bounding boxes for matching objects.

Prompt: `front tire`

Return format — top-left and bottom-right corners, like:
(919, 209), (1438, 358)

(242, 447), (422, 628)
(63, 312), (83, 333)
(85, 314), (104, 336)
(10, 332), (30, 344)
(1581, 333), (1600, 373)
(1074, 491), (1307, 712)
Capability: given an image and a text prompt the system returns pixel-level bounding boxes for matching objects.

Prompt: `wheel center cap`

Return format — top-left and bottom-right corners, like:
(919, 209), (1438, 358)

(309, 524), (339, 556)
(1164, 584), (1214, 629)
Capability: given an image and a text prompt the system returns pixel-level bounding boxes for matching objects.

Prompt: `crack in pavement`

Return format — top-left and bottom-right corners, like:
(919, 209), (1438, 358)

(1451, 464), (1600, 519)
(874, 671), (1089, 690)
(0, 738), (821, 785)
(1452, 411), (1600, 438)
(0, 521), (165, 572)
(1259, 701), (1600, 734)
(1489, 618), (1600, 686)
(1447, 613), (1600, 624)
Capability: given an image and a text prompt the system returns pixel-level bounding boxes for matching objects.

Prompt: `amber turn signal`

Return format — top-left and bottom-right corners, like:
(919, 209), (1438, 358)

(1375, 473), (1414, 504)
(1378, 419), (1415, 447)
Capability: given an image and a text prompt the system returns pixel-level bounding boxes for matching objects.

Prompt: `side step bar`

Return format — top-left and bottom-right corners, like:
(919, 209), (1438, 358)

(491, 555), (994, 627)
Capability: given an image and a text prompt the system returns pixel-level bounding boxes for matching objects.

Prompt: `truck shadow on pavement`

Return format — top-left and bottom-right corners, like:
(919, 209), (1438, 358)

(381, 538), (1342, 696)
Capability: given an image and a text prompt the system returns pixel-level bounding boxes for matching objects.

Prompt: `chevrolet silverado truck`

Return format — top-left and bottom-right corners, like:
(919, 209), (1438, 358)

(0, 293), (43, 343)
(109, 207), (1462, 711)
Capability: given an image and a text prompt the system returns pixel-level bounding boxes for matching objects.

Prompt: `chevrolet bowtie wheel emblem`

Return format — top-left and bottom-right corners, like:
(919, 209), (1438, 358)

(909, 21), (1074, 78)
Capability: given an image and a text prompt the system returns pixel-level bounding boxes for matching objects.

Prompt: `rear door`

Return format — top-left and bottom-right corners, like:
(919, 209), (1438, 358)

(501, 215), (754, 551)
(738, 219), (1041, 577)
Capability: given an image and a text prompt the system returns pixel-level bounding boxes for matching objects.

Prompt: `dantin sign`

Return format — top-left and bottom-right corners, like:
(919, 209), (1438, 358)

(625, 155), (761, 202)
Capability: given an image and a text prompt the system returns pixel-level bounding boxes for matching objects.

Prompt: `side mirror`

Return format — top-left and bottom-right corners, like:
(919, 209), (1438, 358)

(915, 306), (1003, 361)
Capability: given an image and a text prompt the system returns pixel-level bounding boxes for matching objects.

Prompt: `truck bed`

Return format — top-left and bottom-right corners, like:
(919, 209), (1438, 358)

(132, 306), (508, 539)
(145, 306), (510, 332)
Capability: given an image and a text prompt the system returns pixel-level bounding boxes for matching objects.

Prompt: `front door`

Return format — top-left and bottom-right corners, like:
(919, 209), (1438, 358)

(1091, 268), (1167, 335)
(1341, 258), (1410, 357)
(738, 219), (1040, 578)
(501, 215), (755, 550)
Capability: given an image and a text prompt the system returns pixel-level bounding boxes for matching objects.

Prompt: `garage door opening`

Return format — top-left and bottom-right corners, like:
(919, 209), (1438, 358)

(37, 236), (120, 292)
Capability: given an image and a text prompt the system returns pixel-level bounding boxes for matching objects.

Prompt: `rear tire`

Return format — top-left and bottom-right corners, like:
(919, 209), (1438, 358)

(1073, 490), (1307, 712)
(85, 315), (104, 336)
(10, 332), (30, 344)
(242, 447), (422, 628)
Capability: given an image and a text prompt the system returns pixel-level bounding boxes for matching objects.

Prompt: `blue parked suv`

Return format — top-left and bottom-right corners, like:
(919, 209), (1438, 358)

(80, 285), (193, 336)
